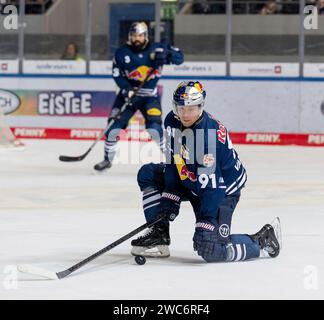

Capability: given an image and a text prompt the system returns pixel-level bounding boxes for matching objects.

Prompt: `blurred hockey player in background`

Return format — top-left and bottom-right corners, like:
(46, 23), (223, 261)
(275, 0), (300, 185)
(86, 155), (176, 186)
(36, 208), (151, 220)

(94, 21), (184, 171)
(131, 81), (281, 262)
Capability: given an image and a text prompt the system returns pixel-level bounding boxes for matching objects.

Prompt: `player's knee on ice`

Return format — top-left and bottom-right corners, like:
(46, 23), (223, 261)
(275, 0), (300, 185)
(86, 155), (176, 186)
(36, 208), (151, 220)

(195, 241), (261, 263)
(201, 242), (261, 263)
(193, 228), (260, 263)
(193, 229), (227, 262)
(198, 243), (228, 263)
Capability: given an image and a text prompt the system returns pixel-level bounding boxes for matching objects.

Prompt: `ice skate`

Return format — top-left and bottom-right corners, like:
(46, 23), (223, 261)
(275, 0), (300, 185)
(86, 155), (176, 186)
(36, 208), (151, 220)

(94, 159), (112, 172)
(131, 223), (170, 257)
(251, 217), (282, 258)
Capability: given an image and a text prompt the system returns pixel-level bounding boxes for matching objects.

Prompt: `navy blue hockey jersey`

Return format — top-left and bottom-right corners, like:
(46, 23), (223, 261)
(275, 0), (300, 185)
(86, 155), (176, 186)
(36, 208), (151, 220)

(112, 42), (183, 96)
(164, 110), (247, 220)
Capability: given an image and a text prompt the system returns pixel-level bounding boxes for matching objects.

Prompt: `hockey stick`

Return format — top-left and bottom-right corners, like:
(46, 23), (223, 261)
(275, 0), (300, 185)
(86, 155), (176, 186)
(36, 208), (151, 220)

(59, 69), (157, 162)
(17, 215), (165, 280)
(58, 114), (122, 162)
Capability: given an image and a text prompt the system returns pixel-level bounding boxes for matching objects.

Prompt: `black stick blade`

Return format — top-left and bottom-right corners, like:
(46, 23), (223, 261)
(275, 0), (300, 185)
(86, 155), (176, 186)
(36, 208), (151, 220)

(59, 155), (85, 162)
(59, 149), (90, 162)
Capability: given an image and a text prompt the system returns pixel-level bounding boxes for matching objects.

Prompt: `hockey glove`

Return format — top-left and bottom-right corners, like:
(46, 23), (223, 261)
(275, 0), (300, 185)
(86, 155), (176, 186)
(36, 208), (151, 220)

(152, 47), (169, 68)
(158, 191), (181, 221)
(193, 221), (227, 261)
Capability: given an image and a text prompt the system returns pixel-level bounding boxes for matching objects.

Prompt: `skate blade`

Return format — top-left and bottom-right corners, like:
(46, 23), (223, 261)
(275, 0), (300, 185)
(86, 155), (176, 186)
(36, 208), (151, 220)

(270, 217), (282, 250)
(131, 245), (170, 258)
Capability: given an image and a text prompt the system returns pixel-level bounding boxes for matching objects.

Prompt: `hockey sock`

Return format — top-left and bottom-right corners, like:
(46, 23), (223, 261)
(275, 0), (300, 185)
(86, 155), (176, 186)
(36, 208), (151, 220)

(226, 234), (260, 261)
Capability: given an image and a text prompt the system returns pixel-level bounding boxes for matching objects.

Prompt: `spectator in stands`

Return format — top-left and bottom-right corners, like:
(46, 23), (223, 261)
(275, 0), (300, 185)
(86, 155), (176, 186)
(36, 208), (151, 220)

(306, 0), (317, 5)
(260, 1), (279, 14)
(317, 0), (324, 14)
(61, 42), (84, 61)
(192, 0), (212, 14)
(233, 0), (248, 14)
(280, 0), (299, 14)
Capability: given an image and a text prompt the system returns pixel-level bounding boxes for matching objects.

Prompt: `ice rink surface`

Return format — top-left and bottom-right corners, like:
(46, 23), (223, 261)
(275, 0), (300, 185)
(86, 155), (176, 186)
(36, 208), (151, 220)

(1, 139), (323, 300)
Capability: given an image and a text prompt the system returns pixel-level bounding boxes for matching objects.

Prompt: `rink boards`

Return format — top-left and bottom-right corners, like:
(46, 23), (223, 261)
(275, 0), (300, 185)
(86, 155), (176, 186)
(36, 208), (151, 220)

(1, 70), (324, 146)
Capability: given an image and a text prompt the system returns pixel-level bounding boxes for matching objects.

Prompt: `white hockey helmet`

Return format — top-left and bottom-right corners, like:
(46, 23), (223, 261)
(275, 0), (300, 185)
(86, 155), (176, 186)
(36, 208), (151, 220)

(128, 21), (149, 45)
(172, 81), (206, 115)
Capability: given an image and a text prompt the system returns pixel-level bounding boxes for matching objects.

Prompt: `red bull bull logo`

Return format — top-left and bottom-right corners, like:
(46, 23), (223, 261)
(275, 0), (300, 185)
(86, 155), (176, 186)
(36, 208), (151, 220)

(174, 154), (197, 182)
(180, 164), (197, 182)
(127, 66), (161, 82)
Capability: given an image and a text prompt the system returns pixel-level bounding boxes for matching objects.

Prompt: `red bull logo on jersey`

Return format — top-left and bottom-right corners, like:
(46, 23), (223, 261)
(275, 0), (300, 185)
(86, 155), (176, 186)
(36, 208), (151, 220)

(174, 154), (197, 182)
(180, 165), (197, 182)
(203, 153), (215, 167)
(127, 65), (161, 82)
(217, 121), (227, 144)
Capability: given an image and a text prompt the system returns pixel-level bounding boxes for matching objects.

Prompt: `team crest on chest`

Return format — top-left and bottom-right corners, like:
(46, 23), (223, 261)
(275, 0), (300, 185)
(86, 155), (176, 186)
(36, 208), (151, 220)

(203, 154), (215, 167)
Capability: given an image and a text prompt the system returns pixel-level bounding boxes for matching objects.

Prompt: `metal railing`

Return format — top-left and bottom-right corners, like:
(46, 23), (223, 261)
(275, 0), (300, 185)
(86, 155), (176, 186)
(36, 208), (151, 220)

(0, 0), (53, 14)
(165, 0), (316, 16)
(0, 0), (322, 76)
